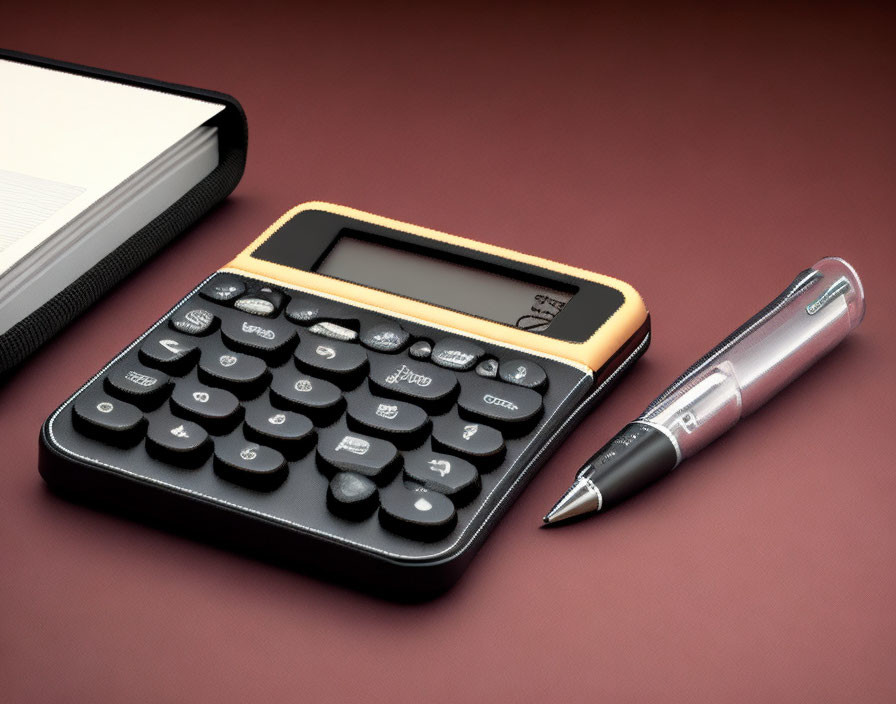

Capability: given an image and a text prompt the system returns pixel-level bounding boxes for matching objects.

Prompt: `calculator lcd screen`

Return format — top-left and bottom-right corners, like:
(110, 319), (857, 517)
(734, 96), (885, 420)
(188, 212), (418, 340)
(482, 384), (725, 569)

(315, 235), (574, 332)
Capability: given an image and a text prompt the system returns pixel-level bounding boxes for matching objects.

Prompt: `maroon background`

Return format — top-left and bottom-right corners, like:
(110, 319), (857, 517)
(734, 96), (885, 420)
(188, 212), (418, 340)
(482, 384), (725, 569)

(2, 3), (895, 702)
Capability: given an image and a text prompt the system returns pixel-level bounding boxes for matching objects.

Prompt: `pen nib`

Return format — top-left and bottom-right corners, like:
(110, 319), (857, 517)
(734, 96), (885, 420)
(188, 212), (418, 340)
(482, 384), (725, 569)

(542, 477), (602, 525)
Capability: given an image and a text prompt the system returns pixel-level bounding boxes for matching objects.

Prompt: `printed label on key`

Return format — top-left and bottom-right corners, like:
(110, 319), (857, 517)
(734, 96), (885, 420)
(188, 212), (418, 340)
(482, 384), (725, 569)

(385, 364), (432, 387)
(219, 354), (238, 368)
(463, 424), (479, 440)
(375, 404), (399, 420)
(435, 350), (474, 367)
(335, 436), (370, 455)
(241, 321), (276, 340)
(159, 339), (184, 354)
(428, 459), (451, 477)
(96, 401), (114, 413)
(170, 424), (190, 438)
(294, 379), (313, 393)
(483, 394), (519, 411)
(185, 310), (213, 327)
(316, 345), (336, 360)
(268, 413), (287, 425)
(240, 446), (258, 461)
(414, 497), (433, 512)
(125, 370), (158, 387)
(193, 391), (210, 403)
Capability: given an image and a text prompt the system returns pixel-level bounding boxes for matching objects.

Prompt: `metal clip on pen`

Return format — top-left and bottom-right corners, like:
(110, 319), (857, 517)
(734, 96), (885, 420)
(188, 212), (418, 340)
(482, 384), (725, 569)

(544, 257), (866, 524)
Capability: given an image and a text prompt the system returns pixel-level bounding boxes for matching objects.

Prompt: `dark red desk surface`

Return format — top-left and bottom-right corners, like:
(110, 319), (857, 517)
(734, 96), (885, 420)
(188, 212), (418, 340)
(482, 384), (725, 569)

(3, 3), (895, 702)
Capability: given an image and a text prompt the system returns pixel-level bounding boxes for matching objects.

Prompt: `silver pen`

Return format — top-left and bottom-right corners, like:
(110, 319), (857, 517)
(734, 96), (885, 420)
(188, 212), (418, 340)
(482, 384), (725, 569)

(543, 256), (866, 524)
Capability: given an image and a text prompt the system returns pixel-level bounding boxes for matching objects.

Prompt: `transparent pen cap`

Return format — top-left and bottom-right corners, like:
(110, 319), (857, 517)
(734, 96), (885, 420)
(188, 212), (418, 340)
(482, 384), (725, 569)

(811, 256), (865, 331)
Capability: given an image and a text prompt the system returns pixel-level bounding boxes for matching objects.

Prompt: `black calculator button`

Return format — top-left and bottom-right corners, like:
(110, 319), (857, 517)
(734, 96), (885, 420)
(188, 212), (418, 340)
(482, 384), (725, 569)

(199, 276), (246, 304)
(105, 363), (171, 411)
(244, 405), (315, 460)
(285, 297), (357, 326)
(72, 393), (145, 447)
(234, 287), (286, 317)
(475, 358), (499, 378)
(170, 381), (242, 435)
(346, 395), (430, 449)
(498, 359), (547, 392)
(145, 416), (210, 467)
(308, 321), (358, 342)
(316, 426), (400, 484)
(170, 307), (217, 336)
(221, 315), (298, 364)
(270, 371), (344, 425)
(457, 378), (543, 436)
(294, 334), (368, 388)
(408, 340), (432, 360)
(327, 472), (379, 520)
(138, 331), (199, 376)
(367, 357), (458, 414)
(197, 348), (269, 400)
(431, 337), (485, 371)
(403, 453), (480, 506)
(360, 322), (409, 353)
(378, 487), (457, 541)
(431, 415), (506, 470)
(214, 435), (287, 490)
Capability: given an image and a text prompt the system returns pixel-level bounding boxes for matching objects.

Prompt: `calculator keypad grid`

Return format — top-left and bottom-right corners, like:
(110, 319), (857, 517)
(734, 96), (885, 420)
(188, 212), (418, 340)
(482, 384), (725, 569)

(56, 273), (591, 550)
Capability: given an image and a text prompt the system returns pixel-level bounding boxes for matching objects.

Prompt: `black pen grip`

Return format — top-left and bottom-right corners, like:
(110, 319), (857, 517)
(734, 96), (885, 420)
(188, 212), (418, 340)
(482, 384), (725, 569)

(581, 423), (679, 509)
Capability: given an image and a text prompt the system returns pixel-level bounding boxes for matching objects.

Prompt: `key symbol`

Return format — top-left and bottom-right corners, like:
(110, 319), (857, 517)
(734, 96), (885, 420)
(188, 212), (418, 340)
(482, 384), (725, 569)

(240, 446), (258, 461)
(294, 379), (313, 393)
(269, 413), (287, 425)
(170, 424), (190, 438)
(462, 424), (478, 440)
(428, 459), (451, 477)
(159, 339), (182, 354)
(316, 345), (336, 360)
(219, 354), (238, 368)
(96, 401), (114, 413)
(414, 497), (433, 512)
(193, 391), (210, 403)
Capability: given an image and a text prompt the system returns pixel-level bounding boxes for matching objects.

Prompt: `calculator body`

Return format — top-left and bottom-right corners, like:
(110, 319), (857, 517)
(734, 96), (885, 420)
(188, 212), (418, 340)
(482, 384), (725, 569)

(40, 203), (649, 598)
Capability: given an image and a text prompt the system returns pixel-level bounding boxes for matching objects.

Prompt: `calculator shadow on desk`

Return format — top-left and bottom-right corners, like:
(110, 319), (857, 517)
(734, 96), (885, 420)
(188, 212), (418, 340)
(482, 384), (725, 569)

(39, 203), (649, 598)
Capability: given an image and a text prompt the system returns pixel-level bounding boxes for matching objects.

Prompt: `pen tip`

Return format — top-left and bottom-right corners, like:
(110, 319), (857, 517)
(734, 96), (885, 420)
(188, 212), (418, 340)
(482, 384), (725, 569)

(541, 478), (602, 525)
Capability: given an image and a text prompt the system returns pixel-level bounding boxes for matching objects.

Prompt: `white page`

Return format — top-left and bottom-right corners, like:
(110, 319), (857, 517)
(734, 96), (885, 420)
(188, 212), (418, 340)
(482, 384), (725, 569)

(0, 59), (225, 275)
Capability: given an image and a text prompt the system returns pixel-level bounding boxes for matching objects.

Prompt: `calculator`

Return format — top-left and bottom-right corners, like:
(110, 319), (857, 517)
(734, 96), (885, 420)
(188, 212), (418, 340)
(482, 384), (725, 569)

(39, 203), (650, 597)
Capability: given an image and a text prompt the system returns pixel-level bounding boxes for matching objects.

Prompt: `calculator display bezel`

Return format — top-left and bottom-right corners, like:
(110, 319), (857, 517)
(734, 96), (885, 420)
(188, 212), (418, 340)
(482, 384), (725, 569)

(250, 209), (622, 344)
(229, 203), (648, 372)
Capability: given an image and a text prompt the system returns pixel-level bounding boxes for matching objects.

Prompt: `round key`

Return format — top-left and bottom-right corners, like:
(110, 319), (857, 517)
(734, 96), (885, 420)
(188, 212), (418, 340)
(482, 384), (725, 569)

(475, 358), (499, 378)
(367, 356), (458, 414)
(457, 377), (543, 436)
(498, 359), (547, 392)
(346, 395), (430, 449)
(170, 381), (242, 434)
(379, 488), (457, 541)
(408, 340), (432, 360)
(199, 276), (246, 304)
(104, 362), (170, 411)
(170, 307), (216, 336)
(138, 330), (199, 376)
(244, 404), (315, 460)
(431, 415), (505, 470)
(327, 472), (379, 520)
(270, 370), (344, 425)
(146, 416), (210, 467)
(221, 314), (298, 364)
(198, 347), (269, 400)
(430, 337), (484, 371)
(72, 392), (145, 447)
(404, 452), (480, 506)
(294, 332), (368, 388)
(214, 435), (287, 490)
(360, 322), (409, 353)
(316, 426), (400, 484)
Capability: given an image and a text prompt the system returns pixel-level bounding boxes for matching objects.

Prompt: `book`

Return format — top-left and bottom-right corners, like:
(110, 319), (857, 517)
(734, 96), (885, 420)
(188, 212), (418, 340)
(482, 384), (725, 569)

(0, 57), (227, 340)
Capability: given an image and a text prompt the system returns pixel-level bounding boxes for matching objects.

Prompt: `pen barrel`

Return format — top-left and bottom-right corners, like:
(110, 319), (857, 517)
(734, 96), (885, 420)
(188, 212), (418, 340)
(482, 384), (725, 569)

(641, 257), (865, 460)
